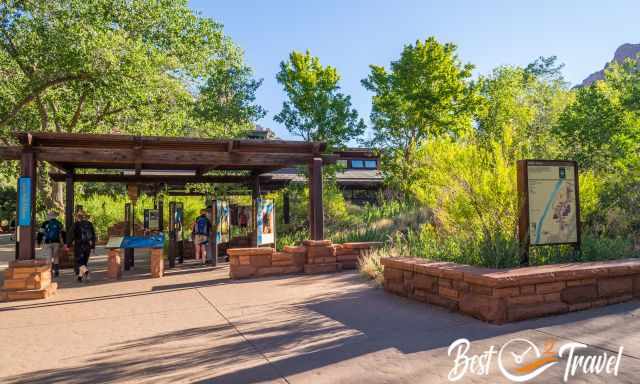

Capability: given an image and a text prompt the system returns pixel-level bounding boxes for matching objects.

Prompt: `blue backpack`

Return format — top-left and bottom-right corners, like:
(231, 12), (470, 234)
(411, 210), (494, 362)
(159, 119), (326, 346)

(44, 219), (62, 243)
(195, 216), (210, 236)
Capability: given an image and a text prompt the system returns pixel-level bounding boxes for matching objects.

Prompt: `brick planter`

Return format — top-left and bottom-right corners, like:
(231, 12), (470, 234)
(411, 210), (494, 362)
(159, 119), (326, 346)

(381, 257), (640, 324)
(228, 241), (382, 279)
(228, 247), (304, 279)
(1, 260), (58, 302)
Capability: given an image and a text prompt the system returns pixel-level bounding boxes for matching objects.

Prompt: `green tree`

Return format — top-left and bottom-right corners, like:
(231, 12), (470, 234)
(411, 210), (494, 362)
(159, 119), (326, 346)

(194, 64), (266, 138)
(0, 0), (264, 210)
(361, 37), (480, 195)
(0, 0), (260, 140)
(476, 62), (571, 162)
(604, 55), (640, 114)
(275, 50), (365, 148)
(553, 83), (637, 171)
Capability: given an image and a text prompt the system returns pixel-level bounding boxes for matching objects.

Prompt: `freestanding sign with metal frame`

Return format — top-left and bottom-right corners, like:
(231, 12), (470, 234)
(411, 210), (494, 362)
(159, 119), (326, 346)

(168, 202), (184, 267)
(208, 200), (231, 266)
(517, 160), (581, 265)
(256, 198), (276, 246)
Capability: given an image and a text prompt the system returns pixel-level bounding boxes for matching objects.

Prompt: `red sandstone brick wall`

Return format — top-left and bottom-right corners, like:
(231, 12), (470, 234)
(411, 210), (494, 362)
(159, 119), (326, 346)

(227, 241), (381, 279)
(381, 257), (640, 324)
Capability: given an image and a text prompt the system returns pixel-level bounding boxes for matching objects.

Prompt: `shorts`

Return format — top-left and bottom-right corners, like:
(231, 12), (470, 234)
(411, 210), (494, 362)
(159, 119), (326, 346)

(40, 242), (61, 264)
(194, 234), (209, 245)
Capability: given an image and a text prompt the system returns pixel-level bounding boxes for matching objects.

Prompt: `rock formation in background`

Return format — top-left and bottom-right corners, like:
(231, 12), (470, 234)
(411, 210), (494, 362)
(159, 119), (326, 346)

(579, 43), (640, 87)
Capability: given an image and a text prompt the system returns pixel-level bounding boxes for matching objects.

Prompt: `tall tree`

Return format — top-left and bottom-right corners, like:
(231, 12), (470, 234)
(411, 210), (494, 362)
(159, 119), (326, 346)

(275, 50), (365, 148)
(554, 83), (636, 171)
(194, 63), (266, 138)
(476, 62), (571, 162)
(0, 0), (261, 140)
(361, 37), (480, 194)
(0, 0), (264, 208)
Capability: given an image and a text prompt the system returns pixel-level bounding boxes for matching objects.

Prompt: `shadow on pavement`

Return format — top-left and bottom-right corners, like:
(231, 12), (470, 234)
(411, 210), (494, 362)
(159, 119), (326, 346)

(4, 270), (640, 384)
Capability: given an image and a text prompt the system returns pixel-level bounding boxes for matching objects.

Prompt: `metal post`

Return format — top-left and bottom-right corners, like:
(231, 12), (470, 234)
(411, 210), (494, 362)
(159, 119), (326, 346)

(158, 198), (164, 231)
(283, 191), (290, 225)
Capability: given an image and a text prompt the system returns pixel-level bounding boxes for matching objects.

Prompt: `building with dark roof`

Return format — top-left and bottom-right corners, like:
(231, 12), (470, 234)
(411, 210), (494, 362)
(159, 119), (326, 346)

(260, 149), (383, 205)
(244, 127), (384, 205)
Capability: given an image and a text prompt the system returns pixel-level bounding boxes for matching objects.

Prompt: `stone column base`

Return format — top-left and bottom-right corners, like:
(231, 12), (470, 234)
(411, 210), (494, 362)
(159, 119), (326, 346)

(150, 248), (164, 278)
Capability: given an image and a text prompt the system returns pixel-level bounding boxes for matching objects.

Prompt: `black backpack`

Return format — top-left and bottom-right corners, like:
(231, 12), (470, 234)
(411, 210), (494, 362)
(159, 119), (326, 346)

(78, 221), (94, 243)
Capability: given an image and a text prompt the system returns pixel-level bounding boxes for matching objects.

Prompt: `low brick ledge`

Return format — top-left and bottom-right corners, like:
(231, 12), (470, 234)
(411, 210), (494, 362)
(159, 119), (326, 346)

(381, 257), (640, 324)
(228, 241), (382, 279)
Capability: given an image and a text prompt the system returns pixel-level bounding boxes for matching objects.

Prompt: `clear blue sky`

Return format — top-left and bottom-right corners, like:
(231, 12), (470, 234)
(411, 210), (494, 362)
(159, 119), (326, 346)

(189, 0), (640, 141)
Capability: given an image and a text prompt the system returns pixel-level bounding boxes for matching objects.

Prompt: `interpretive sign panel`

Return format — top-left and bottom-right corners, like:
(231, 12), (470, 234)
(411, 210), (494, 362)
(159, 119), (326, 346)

(144, 209), (160, 231)
(256, 198), (275, 245)
(105, 236), (124, 249)
(214, 200), (230, 243)
(517, 160), (580, 247)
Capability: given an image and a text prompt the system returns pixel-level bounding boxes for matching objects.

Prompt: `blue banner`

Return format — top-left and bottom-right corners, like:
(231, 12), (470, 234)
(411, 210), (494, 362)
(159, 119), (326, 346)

(120, 233), (165, 249)
(17, 177), (32, 226)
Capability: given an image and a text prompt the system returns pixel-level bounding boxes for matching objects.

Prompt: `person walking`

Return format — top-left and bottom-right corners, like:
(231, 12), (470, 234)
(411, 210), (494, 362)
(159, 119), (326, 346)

(68, 211), (96, 282)
(39, 211), (64, 277)
(192, 209), (211, 263)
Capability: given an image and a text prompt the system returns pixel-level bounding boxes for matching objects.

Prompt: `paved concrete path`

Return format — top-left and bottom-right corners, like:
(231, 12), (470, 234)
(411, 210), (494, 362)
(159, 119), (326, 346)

(1, 247), (640, 383)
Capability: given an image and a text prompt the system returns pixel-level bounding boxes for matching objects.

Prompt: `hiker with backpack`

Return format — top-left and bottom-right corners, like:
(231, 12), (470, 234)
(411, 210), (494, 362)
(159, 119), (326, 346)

(39, 211), (64, 277)
(192, 209), (211, 263)
(67, 211), (96, 282)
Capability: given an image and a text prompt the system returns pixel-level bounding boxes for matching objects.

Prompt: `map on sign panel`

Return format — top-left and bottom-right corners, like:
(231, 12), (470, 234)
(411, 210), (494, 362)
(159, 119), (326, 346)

(527, 164), (577, 245)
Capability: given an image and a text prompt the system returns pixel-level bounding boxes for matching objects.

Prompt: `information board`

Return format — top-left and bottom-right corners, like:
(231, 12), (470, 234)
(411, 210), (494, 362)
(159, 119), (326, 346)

(518, 160), (580, 246)
(144, 209), (160, 231)
(214, 200), (230, 243)
(105, 236), (124, 249)
(17, 177), (31, 226)
(256, 198), (275, 245)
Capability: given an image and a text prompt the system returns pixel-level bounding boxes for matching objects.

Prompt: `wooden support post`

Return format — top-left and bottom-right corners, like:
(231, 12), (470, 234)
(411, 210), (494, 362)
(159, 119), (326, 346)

(168, 201), (176, 268)
(283, 191), (290, 225)
(251, 174), (260, 247)
(516, 161), (530, 266)
(65, 169), (74, 245)
(310, 158), (324, 240)
(124, 203), (133, 270)
(18, 148), (36, 260)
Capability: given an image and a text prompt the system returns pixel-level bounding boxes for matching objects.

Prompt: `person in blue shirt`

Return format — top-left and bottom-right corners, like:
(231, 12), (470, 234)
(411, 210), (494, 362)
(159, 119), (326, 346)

(192, 209), (211, 263)
(39, 211), (64, 277)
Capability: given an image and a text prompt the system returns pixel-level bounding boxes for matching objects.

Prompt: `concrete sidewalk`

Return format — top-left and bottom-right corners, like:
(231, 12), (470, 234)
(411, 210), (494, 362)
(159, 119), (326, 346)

(1, 248), (640, 383)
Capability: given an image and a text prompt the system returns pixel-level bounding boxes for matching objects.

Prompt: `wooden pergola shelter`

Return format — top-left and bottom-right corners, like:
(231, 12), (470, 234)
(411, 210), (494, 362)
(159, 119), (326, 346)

(0, 132), (334, 260)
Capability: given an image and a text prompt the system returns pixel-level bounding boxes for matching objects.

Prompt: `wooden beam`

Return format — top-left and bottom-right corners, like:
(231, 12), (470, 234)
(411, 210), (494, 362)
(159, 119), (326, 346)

(0, 146), (21, 160)
(49, 173), (251, 184)
(34, 147), (327, 168)
(16, 132), (327, 153)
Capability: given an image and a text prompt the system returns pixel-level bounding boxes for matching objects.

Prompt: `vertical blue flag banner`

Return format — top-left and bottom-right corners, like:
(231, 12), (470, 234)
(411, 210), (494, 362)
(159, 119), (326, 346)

(18, 177), (32, 226)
